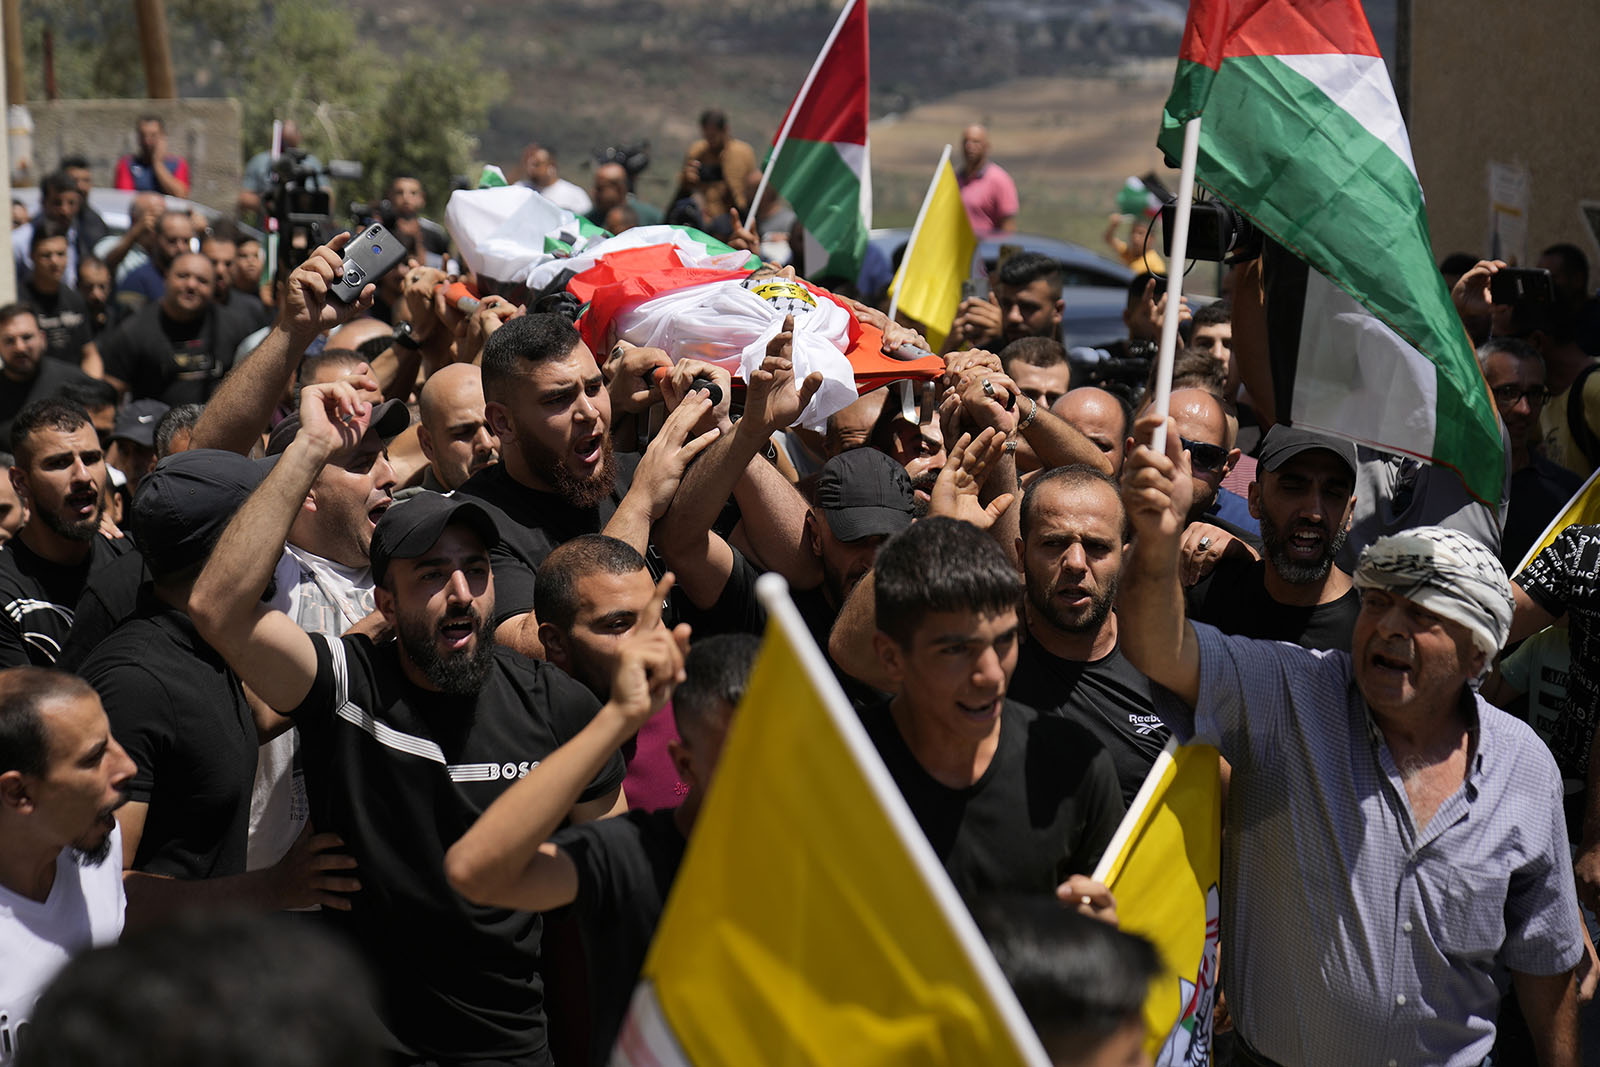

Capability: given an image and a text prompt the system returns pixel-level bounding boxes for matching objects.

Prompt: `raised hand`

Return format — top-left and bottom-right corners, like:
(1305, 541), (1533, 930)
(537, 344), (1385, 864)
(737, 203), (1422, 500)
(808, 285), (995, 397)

(632, 392), (722, 520)
(296, 380), (373, 461)
(606, 573), (691, 729)
(282, 233), (377, 341)
(1122, 410), (1194, 543)
(930, 428), (1014, 529)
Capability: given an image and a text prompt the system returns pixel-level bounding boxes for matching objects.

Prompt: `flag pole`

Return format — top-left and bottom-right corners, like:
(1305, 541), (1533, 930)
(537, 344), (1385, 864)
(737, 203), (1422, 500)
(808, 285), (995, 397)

(752, 574), (1053, 1067)
(1150, 115), (1202, 452)
(748, 0), (858, 222)
(886, 143), (953, 324)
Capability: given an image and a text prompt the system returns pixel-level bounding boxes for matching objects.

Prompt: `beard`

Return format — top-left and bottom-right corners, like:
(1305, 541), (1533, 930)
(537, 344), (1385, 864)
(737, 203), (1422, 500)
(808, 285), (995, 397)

(398, 603), (498, 695)
(519, 432), (617, 510)
(1026, 567), (1118, 635)
(1259, 509), (1348, 585)
(72, 800), (126, 866)
(41, 497), (102, 542)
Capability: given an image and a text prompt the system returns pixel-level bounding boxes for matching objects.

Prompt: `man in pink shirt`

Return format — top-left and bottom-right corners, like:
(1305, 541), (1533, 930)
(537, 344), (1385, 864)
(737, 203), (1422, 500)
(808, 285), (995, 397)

(957, 124), (1018, 238)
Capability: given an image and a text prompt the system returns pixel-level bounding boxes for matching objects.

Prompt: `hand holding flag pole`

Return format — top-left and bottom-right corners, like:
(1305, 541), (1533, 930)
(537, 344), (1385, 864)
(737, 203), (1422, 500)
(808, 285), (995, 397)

(1148, 117), (1202, 453)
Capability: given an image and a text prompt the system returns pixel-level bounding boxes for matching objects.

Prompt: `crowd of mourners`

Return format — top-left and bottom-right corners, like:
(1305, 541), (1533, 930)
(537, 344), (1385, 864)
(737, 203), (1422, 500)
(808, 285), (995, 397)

(3, 108), (1600, 1067)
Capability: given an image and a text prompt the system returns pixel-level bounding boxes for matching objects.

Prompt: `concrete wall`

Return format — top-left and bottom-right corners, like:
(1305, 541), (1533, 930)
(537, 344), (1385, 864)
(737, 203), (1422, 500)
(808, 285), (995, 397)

(1409, 2), (1600, 268)
(25, 98), (241, 212)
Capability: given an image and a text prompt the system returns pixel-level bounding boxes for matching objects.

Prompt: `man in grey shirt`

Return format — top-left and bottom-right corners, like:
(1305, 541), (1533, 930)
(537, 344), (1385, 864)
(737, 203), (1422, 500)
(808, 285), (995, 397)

(1119, 409), (1583, 1067)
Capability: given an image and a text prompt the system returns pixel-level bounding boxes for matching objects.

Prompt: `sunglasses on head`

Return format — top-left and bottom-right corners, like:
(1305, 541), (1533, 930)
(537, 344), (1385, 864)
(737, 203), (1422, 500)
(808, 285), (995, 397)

(1180, 436), (1228, 472)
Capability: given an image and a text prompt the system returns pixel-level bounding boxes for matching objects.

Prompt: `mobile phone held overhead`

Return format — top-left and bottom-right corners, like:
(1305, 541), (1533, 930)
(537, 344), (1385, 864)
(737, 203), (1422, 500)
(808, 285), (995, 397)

(331, 223), (407, 303)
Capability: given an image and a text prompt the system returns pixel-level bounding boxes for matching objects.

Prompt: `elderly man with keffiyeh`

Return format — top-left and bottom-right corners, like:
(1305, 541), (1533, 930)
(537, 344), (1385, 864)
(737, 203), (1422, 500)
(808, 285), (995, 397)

(1116, 408), (1585, 1067)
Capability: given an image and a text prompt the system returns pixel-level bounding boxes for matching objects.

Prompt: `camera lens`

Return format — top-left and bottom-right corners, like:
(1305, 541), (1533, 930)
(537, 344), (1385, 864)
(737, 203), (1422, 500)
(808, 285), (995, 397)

(344, 266), (363, 285)
(372, 245), (383, 255)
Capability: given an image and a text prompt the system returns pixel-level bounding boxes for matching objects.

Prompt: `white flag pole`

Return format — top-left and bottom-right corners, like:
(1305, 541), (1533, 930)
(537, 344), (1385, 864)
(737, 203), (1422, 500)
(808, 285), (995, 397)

(747, 0), (858, 222)
(1150, 115), (1202, 453)
(886, 143), (953, 324)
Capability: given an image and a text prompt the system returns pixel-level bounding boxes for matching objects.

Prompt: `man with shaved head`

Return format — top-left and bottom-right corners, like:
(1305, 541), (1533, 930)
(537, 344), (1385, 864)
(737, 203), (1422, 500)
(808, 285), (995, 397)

(957, 124), (1018, 237)
(1054, 387), (1128, 477)
(417, 364), (499, 492)
(97, 252), (257, 404)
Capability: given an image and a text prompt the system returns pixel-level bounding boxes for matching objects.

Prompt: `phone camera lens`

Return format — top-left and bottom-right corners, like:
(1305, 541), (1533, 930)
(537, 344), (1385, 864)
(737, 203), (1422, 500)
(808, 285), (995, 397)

(372, 245), (383, 255)
(344, 266), (363, 285)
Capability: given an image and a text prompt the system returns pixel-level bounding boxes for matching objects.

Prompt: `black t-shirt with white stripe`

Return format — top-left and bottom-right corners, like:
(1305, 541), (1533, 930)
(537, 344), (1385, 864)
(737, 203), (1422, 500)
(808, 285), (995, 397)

(290, 633), (625, 1065)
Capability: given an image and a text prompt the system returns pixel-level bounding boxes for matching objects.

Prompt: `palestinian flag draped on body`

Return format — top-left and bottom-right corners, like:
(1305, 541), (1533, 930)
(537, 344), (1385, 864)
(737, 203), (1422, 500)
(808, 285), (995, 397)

(761, 0), (871, 281)
(1159, 0), (1503, 504)
(611, 574), (1048, 1066)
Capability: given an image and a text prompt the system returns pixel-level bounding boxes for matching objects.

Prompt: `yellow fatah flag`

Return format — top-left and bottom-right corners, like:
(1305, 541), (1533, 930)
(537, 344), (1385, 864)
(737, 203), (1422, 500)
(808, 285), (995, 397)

(888, 152), (979, 350)
(1093, 739), (1222, 1066)
(1515, 467), (1600, 574)
(611, 574), (1048, 1067)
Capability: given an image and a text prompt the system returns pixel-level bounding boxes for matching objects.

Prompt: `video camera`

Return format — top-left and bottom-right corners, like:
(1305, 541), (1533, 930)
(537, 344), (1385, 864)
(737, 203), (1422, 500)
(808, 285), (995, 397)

(1160, 197), (1262, 264)
(266, 148), (364, 274)
(595, 142), (651, 186)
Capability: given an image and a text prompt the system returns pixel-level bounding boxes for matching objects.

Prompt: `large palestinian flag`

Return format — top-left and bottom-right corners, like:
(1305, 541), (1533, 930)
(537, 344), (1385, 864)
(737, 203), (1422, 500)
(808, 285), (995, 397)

(1160, 0), (1503, 505)
(763, 0), (871, 282)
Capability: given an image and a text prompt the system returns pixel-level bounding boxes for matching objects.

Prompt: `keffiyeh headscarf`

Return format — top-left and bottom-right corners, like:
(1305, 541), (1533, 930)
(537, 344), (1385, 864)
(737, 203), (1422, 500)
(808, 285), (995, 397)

(1353, 526), (1513, 659)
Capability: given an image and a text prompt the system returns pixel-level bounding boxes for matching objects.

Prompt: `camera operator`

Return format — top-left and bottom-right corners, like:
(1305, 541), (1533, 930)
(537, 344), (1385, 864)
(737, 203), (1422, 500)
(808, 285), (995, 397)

(238, 120), (321, 222)
(672, 109), (756, 218)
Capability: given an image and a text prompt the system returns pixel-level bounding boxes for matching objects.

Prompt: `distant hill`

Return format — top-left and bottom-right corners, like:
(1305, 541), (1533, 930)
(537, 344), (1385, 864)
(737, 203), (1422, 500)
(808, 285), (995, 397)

(347, 0), (1186, 212)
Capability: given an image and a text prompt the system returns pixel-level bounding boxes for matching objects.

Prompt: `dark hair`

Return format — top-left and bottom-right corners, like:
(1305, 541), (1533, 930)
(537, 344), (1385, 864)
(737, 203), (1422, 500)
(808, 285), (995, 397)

(995, 252), (1062, 295)
(605, 203), (640, 232)
(0, 303), (39, 332)
(1019, 464), (1123, 544)
(1191, 298), (1231, 330)
(19, 913), (384, 1067)
(999, 336), (1067, 370)
(58, 379), (120, 415)
(1541, 242), (1589, 286)
(297, 348), (366, 391)
(40, 170), (78, 199)
(29, 218), (72, 253)
(481, 313), (584, 405)
(59, 155), (90, 172)
(534, 534), (648, 633)
(1144, 348), (1228, 399)
(202, 218), (242, 245)
(0, 668), (95, 777)
(11, 398), (93, 467)
(136, 114), (165, 129)
(969, 895), (1161, 1058)
(1438, 252), (1479, 277)
(154, 403), (205, 458)
(674, 633), (760, 745)
(699, 109), (729, 131)
(77, 255), (110, 280)
(874, 517), (1021, 647)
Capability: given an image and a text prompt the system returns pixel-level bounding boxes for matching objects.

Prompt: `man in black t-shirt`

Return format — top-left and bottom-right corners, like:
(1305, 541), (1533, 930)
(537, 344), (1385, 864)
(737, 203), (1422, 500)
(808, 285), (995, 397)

(448, 633), (749, 1067)
(460, 314), (721, 655)
(862, 517), (1124, 906)
(98, 252), (256, 405)
(82, 449), (346, 920)
(193, 384), (639, 1067)
(1005, 465), (1169, 805)
(22, 221), (95, 370)
(0, 398), (128, 667)
(0, 305), (92, 451)
(1186, 425), (1361, 652)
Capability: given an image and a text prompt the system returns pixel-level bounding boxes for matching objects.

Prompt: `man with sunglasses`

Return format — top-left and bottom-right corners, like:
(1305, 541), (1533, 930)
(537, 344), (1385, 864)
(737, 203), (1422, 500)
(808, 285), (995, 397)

(1483, 338), (1582, 571)
(1159, 388), (1259, 547)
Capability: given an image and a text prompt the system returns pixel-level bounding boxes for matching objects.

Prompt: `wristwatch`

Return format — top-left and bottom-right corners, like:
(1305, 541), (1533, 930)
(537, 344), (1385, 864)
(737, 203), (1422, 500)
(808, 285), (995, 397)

(391, 320), (422, 350)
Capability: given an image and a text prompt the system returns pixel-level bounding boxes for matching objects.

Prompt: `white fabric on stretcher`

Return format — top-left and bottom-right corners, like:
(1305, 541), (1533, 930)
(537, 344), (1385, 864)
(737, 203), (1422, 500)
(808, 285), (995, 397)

(615, 279), (859, 432)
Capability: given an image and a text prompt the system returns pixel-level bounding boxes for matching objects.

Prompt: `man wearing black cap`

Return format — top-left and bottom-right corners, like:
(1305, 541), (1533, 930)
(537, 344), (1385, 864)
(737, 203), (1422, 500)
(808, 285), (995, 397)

(1185, 424), (1361, 652)
(192, 381), (659, 1066)
(105, 397), (168, 495)
(79, 449), (357, 926)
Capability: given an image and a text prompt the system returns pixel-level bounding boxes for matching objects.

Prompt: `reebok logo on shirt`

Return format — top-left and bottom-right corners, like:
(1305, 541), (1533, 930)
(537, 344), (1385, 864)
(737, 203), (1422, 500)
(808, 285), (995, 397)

(1130, 714), (1166, 736)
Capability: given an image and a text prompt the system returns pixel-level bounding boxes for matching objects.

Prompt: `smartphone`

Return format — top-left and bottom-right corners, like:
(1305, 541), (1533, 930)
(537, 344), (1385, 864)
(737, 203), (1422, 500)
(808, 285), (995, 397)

(1490, 267), (1554, 307)
(961, 276), (990, 303)
(330, 223), (407, 303)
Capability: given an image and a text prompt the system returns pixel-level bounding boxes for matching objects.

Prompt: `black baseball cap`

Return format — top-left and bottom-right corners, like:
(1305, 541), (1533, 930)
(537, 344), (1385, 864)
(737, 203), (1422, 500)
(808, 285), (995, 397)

(265, 398), (410, 457)
(1257, 425), (1359, 480)
(369, 492), (501, 586)
(110, 398), (170, 448)
(816, 448), (915, 542)
(132, 449), (276, 579)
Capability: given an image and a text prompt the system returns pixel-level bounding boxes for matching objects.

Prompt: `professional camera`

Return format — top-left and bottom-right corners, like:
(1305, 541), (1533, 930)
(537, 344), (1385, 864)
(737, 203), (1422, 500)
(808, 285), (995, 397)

(1160, 197), (1262, 264)
(265, 148), (363, 274)
(595, 142), (651, 185)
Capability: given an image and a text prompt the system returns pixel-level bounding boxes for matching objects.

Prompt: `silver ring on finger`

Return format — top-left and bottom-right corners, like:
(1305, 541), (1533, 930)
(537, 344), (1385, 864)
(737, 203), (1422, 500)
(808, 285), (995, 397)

(1197, 536), (1212, 551)
(981, 378), (995, 398)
